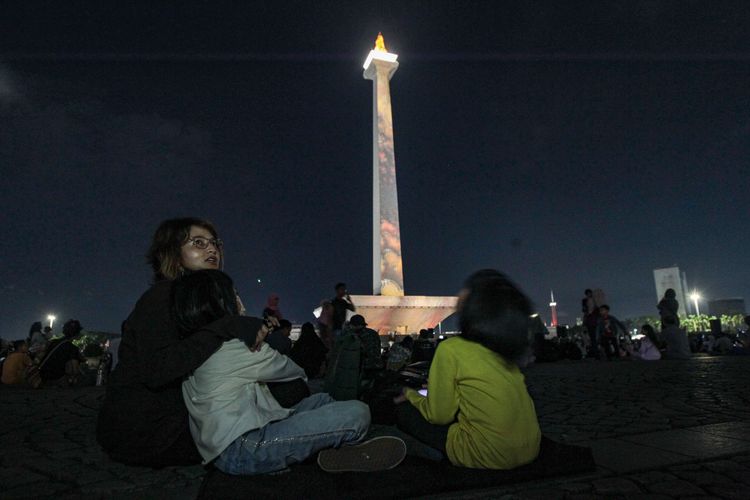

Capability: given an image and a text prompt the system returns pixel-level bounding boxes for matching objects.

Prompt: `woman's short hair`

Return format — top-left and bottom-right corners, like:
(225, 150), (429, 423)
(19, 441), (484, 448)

(148, 217), (219, 281)
(458, 270), (533, 361)
(171, 270), (239, 338)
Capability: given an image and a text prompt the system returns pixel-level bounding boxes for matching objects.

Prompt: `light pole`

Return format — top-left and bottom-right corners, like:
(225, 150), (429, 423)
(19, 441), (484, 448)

(689, 292), (701, 316)
(47, 314), (56, 328)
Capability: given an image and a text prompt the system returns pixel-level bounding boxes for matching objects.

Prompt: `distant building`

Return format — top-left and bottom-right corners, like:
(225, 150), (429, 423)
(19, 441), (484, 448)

(653, 266), (690, 314)
(708, 298), (746, 316)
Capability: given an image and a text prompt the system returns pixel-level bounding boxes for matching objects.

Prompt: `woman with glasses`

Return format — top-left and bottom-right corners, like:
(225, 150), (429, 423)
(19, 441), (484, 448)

(96, 217), (270, 467)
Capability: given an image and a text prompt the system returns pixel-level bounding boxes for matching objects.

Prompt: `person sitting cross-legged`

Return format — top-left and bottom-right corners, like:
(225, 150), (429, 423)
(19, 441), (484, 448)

(173, 269), (406, 475)
(1, 340), (35, 386)
(626, 325), (662, 361)
(394, 269), (541, 470)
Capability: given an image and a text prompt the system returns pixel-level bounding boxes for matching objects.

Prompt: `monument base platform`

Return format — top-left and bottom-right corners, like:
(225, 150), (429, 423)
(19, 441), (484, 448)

(349, 295), (458, 335)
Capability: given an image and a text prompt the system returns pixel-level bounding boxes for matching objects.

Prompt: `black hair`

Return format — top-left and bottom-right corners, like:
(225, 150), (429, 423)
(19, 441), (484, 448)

(462, 269), (505, 290)
(12, 339), (26, 350)
(300, 322), (316, 337)
(584, 289), (593, 295)
(664, 288), (676, 298)
(62, 319), (83, 338)
(400, 336), (414, 349)
(278, 319), (292, 330)
(27, 321), (43, 343)
(335, 282), (346, 290)
(641, 324), (659, 346)
(599, 304), (610, 311)
(458, 270), (533, 362)
(29, 321), (42, 336)
(171, 269), (239, 338)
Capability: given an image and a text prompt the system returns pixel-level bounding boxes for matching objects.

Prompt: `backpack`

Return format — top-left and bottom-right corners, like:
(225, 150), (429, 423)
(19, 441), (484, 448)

(324, 332), (363, 401)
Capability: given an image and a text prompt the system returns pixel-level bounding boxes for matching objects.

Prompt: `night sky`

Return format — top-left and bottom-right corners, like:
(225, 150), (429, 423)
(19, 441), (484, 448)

(2, 1), (749, 339)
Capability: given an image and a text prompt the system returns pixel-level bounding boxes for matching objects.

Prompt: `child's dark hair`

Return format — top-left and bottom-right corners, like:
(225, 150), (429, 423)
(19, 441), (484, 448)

(641, 324), (660, 346)
(171, 270), (239, 338)
(62, 319), (83, 338)
(458, 270), (533, 362)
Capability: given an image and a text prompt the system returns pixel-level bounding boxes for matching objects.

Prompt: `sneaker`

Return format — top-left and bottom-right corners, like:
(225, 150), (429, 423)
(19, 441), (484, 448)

(317, 436), (407, 473)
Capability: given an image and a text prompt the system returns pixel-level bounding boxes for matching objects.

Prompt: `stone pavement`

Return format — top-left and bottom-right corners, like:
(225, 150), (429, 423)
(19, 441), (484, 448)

(1, 355), (749, 499)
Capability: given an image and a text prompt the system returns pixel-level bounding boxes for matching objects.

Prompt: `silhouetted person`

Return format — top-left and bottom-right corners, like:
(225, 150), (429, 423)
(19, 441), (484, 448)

(27, 321), (47, 357)
(289, 322), (328, 379)
(2, 340), (34, 386)
(626, 325), (661, 361)
(582, 289), (599, 357)
(39, 319), (86, 385)
(266, 319), (293, 355)
(331, 283), (355, 334)
(595, 305), (627, 360)
(661, 315), (691, 359)
(262, 293), (283, 320)
(657, 288), (680, 328)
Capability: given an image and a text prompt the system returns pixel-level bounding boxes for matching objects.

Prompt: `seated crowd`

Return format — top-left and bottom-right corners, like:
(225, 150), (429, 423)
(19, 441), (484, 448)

(10, 217), (746, 477)
(2, 319), (87, 388)
(94, 217), (545, 476)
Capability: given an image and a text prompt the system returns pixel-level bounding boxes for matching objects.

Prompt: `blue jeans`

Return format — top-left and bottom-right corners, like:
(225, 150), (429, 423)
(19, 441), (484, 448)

(213, 393), (370, 475)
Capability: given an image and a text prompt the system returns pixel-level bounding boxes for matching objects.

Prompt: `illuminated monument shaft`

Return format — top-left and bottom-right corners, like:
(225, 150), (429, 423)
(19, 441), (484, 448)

(352, 34), (457, 335)
(363, 33), (404, 296)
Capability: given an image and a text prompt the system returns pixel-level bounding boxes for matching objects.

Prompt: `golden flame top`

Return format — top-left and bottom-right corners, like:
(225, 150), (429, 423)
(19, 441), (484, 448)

(374, 32), (387, 52)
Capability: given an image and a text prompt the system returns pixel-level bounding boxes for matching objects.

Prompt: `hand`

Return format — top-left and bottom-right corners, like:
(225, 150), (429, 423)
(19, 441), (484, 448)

(392, 386), (409, 404)
(249, 317), (279, 352)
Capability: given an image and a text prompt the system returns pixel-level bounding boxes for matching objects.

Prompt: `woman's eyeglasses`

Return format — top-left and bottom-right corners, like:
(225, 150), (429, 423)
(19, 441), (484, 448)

(186, 237), (223, 250)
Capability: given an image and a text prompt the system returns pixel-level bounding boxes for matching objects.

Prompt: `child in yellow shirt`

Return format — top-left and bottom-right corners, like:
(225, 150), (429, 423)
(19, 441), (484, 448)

(395, 270), (541, 469)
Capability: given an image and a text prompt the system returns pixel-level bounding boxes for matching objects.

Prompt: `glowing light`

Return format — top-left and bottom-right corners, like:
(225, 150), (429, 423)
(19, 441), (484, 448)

(690, 291), (702, 316)
(374, 32), (387, 52)
(47, 314), (56, 328)
(363, 32), (398, 71)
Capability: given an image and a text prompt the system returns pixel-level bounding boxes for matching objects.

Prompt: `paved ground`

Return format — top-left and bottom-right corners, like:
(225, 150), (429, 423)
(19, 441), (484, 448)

(1, 354), (749, 499)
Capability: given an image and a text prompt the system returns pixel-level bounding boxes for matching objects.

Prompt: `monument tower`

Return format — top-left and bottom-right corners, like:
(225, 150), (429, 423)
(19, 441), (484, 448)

(350, 33), (457, 335)
(363, 33), (404, 296)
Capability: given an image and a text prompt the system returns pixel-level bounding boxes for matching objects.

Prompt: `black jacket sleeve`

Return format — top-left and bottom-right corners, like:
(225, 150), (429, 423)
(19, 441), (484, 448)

(124, 281), (263, 390)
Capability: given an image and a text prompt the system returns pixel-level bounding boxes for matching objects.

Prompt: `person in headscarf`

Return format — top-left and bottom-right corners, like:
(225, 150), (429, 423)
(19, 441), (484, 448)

(263, 293), (283, 320)
(289, 322), (328, 379)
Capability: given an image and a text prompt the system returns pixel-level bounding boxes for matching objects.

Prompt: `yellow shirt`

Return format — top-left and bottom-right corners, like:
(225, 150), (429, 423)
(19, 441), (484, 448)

(405, 336), (541, 469)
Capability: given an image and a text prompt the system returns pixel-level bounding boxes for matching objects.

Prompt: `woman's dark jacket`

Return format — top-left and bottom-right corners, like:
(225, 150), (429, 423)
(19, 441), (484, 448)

(96, 280), (262, 465)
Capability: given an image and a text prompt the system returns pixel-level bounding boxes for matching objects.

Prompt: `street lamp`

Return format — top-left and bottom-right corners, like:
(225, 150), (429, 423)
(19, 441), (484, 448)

(47, 314), (56, 328)
(689, 292), (701, 316)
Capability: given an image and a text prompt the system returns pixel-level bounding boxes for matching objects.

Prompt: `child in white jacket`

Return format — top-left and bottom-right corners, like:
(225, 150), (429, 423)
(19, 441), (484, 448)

(173, 269), (405, 475)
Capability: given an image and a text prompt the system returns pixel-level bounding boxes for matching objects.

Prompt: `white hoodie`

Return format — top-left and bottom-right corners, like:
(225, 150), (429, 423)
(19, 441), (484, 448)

(182, 339), (306, 463)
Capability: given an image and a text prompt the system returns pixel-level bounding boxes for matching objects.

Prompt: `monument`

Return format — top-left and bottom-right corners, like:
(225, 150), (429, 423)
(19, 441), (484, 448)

(350, 34), (457, 334)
